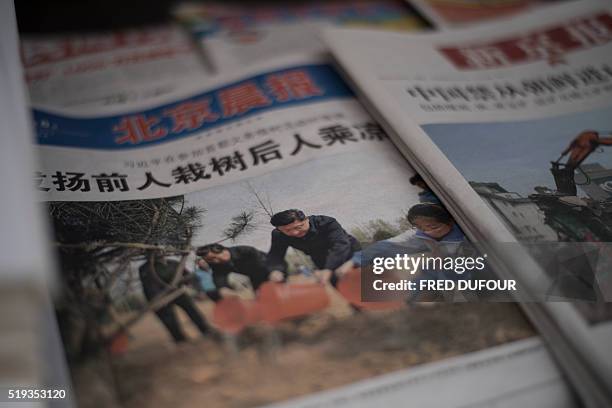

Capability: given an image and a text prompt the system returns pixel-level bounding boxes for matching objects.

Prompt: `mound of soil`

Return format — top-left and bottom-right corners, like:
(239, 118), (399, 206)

(71, 290), (534, 408)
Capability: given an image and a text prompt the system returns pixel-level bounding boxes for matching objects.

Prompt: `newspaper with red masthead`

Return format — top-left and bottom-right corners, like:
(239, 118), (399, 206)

(324, 0), (612, 405)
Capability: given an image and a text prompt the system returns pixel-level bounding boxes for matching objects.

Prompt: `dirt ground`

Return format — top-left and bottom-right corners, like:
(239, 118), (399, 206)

(71, 284), (535, 408)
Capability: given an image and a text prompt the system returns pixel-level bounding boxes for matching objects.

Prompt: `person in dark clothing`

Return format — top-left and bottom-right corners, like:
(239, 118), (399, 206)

(196, 244), (285, 297)
(409, 174), (440, 204)
(138, 251), (212, 343)
(267, 209), (360, 286)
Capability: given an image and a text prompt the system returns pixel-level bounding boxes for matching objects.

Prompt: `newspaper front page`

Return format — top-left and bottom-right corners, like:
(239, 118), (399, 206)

(25, 35), (573, 407)
(324, 0), (612, 405)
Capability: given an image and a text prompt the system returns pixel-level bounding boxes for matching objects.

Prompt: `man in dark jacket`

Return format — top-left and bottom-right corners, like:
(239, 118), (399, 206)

(196, 244), (285, 296)
(138, 251), (212, 343)
(267, 209), (360, 286)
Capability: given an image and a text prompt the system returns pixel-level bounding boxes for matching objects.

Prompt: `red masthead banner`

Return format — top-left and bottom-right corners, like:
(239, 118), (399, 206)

(439, 12), (612, 69)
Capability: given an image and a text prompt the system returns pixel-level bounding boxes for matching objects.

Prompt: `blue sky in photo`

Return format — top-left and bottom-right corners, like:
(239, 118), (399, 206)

(424, 105), (612, 196)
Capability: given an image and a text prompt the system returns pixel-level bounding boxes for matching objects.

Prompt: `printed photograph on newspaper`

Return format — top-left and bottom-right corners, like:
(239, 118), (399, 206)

(425, 106), (612, 321)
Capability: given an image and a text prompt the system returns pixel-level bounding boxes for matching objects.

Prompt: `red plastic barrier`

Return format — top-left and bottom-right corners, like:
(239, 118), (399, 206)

(213, 297), (262, 334)
(258, 282), (330, 323)
(337, 267), (403, 311)
(213, 270), (401, 334)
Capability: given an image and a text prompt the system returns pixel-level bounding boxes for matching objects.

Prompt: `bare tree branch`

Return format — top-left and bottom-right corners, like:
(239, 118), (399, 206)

(54, 241), (190, 253)
(245, 181), (274, 218)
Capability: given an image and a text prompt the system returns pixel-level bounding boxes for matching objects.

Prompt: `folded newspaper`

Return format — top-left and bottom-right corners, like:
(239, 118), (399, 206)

(323, 0), (612, 405)
(12, 9), (582, 408)
(22, 24), (212, 112)
(172, 0), (426, 73)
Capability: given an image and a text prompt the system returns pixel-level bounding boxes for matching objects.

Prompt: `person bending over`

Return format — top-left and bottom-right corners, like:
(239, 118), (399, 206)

(267, 209), (360, 286)
(197, 243), (285, 298)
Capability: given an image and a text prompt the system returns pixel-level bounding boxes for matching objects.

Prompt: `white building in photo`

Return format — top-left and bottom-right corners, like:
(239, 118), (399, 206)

(578, 163), (612, 203)
(471, 182), (557, 242)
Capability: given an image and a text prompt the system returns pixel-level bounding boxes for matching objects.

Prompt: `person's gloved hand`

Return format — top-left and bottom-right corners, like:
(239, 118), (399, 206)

(268, 270), (285, 282)
(314, 269), (333, 284)
(227, 272), (252, 291)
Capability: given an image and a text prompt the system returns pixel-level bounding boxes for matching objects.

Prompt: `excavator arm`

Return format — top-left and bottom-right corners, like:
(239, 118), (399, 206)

(552, 131), (612, 196)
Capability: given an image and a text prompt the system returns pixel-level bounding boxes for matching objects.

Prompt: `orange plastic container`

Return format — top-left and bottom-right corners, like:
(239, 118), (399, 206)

(213, 297), (262, 334)
(108, 331), (130, 355)
(337, 267), (403, 311)
(258, 282), (330, 323)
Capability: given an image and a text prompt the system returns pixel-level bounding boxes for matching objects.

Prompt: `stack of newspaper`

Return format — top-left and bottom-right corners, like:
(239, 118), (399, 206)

(2, 0), (611, 407)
